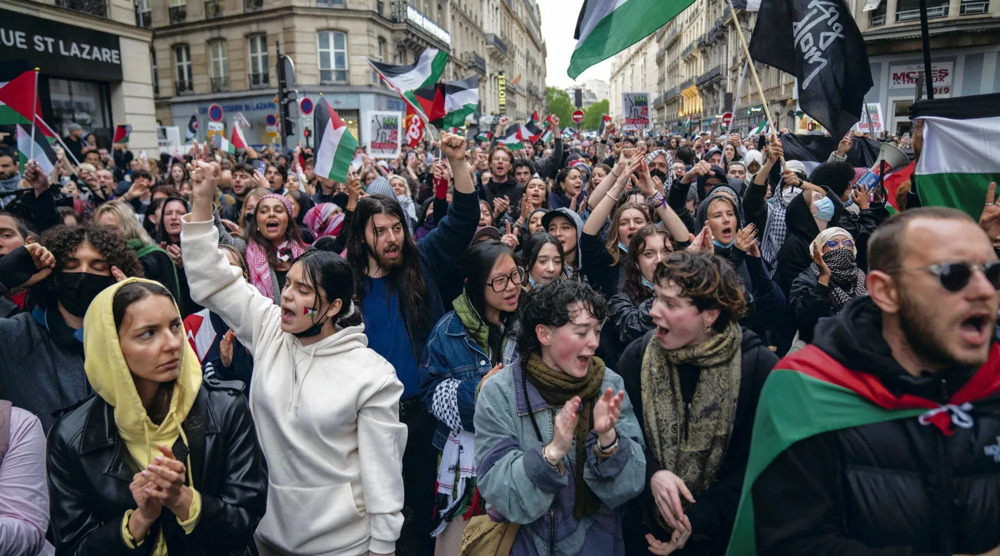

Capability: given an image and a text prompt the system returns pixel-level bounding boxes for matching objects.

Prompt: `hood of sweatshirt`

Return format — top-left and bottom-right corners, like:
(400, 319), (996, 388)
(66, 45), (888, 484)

(83, 277), (202, 470)
(784, 188), (843, 242)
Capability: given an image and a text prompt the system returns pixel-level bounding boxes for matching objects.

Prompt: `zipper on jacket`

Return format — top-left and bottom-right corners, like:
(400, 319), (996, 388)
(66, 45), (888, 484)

(549, 410), (556, 556)
(683, 402), (691, 441)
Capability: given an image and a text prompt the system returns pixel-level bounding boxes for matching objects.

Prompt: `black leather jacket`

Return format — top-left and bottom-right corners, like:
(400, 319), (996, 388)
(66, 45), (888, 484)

(47, 379), (268, 555)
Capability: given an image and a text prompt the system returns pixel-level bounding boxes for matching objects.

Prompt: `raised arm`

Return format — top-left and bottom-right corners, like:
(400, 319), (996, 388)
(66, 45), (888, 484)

(635, 160), (690, 243)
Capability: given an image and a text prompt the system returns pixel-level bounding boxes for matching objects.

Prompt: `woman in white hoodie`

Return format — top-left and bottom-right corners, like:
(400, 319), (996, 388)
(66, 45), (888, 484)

(180, 160), (407, 556)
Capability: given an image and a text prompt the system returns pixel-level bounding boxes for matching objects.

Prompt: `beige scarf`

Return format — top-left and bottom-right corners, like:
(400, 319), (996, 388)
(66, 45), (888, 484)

(640, 322), (742, 504)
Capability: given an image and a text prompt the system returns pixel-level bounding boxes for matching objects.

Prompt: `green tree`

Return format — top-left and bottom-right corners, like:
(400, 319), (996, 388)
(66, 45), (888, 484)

(546, 87), (575, 127)
(582, 99), (610, 131)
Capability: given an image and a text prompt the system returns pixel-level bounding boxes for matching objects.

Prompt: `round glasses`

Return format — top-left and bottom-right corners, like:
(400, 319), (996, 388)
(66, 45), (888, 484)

(488, 267), (526, 292)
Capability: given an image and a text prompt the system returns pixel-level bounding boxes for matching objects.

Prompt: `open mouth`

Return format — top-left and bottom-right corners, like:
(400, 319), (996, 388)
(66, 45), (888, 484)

(503, 293), (519, 305)
(577, 355), (592, 367)
(265, 221), (280, 232)
(281, 306), (296, 322)
(959, 312), (992, 345)
(383, 245), (400, 259)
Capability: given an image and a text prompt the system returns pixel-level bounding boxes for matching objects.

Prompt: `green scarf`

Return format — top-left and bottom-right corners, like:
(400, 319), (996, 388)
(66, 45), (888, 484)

(453, 292), (504, 365)
(640, 322), (742, 522)
(127, 239), (181, 303)
(524, 352), (606, 518)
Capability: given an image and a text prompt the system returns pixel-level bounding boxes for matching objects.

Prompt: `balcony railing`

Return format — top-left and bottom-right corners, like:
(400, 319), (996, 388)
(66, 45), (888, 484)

(464, 52), (487, 74)
(210, 77), (229, 92)
(169, 5), (187, 23)
(698, 65), (723, 86)
(244, 0), (264, 11)
(176, 80), (194, 95)
(869, 12), (886, 25)
(57, 0), (108, 18)
(487, 33), (508, 56)
(205, 0), (223, 19)
(896, 4), (948, 21)
(249, 72), (269, 87)
(960, 0), (989, 14)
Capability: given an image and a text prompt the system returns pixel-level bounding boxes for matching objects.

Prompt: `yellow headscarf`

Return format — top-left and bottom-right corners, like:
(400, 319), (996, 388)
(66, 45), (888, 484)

(83, 277), (202, 553)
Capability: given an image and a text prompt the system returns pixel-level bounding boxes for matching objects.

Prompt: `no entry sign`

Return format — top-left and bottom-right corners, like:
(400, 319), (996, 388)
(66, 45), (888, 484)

(572, 110), (585, 124)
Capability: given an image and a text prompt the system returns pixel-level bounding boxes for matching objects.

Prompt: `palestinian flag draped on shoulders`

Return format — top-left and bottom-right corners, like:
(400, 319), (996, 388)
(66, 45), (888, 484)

(910, 92), (1000, 220)
(726, 342), (1000, 555)
(313, 99), (358, 184)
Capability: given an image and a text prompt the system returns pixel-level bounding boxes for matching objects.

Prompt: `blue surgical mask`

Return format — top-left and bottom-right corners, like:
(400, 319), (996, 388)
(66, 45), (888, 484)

(528, 276), (538, 288)
(813, 196), (835, 221)
(642, 277), (655, 291)
(618, 241), (628, 253)
(844, 194), (855, 208)
(713, 238), (736, 249)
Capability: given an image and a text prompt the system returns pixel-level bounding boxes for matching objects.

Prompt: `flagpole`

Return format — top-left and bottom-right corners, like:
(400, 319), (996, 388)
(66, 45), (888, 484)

(30, 68), (39, 164)
(723, 0), (780, 136)
(733, 60), (749, 133)
(39, 116), (82, 167)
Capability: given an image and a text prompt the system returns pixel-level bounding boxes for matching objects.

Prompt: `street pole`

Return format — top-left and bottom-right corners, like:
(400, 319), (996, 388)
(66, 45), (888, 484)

(918, 0), (935, 100)
(276, 40), (290, 152)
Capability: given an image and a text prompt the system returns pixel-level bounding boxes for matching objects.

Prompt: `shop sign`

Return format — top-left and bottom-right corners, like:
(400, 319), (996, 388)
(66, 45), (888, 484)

(0, 9), (123, 81)
(497, 72), (506, 114)
(889, 62), (953, 95)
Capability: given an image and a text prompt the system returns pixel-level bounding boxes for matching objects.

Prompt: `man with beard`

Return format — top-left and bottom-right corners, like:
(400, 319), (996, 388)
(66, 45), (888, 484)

(220, 163), (259, 221)
(478, 144), (523, 222)
(345, 131), (478, 553)
(731, 206), (1000, 555)
(0, 151), (22, 209)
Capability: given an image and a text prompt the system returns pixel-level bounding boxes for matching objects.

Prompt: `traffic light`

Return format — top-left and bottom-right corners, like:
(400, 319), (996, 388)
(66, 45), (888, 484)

(283, 117), (296, 136)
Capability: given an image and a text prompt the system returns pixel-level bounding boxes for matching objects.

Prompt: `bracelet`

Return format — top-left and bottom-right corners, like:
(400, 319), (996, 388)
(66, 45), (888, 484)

(542, 445), (560, 467)
(607, 193), (620, 202)
(646, 191), (666, 209)
(598, 433), (619, 453)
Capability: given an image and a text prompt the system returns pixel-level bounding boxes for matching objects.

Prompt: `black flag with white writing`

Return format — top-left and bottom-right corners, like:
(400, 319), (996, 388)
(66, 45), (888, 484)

(749, 0), (872, 138)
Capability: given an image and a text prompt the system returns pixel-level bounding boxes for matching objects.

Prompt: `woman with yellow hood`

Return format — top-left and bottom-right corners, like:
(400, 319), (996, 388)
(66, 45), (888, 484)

(46, 277), (268, 554)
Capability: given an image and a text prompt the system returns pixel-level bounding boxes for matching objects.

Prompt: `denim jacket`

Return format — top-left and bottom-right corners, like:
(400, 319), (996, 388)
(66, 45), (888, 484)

(474, 359), (646, 555)
(418, 310), (517, 451)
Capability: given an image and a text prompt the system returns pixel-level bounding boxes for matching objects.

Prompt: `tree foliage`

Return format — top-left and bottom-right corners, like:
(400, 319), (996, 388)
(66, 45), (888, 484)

(582, 99), (610, 131)
(546, 87), (575, 127)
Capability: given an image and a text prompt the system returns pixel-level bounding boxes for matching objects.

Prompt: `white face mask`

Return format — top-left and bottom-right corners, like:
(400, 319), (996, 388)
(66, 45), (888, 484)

(780, 186), (802, 203)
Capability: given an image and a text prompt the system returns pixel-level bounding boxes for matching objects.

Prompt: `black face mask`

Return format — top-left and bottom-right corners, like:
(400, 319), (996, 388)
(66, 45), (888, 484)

(292, 303), (331, 339)
(57, 272), (117, 318)
(650, 168), (669, 184)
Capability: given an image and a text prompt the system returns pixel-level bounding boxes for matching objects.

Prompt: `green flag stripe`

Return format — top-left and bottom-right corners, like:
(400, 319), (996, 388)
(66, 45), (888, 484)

(726, 369), (926, 555)
(912, 172), (1000, 221)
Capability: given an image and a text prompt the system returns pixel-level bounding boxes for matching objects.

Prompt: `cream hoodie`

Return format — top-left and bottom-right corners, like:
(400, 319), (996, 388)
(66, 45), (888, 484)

(180, 217), (407, 556)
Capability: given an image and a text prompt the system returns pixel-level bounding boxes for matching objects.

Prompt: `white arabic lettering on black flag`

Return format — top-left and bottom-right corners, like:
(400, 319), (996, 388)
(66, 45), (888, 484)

(749, 0), (872, 138)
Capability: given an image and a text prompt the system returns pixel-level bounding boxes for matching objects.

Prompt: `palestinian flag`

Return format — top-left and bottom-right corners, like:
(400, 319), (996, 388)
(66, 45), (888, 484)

(911, 92), (1000, 220)
(412, 76), (479, 130)
(519, 111), (544, 144)
(313, 99), (358, 183)
(750, 120), (769, 135)
(367, 48), (448, 119)
(726, 343), (1000, 555)
(541, 115), (555, 143)
(16, 124), (56, 175)
(0, 70), (41, 126)
(475, 130), (493, 143)
(231, 122), (249, 150)
(213, 133), (236, 155)
(497, 125), (525, 151)
(113, 124), (132, 144)
(568, 0), (696, 79)
(185, 114), (199, 141)
(599, 114), (612, 135)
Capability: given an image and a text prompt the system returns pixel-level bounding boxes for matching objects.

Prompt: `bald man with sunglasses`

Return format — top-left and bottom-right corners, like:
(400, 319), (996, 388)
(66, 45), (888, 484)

(728, 206), (1000, 556)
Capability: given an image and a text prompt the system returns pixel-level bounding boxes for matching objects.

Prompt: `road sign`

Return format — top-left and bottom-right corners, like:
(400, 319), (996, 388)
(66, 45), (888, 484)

(265, 114), (277, 126)
(208, 104), (224, 122)
(722, 112), (733, 129)
(299, 97), (314, 115)
(572, 110), (585, 124)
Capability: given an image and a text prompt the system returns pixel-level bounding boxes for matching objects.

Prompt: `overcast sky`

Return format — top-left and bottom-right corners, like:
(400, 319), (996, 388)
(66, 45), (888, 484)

(539, 0), (613, 89)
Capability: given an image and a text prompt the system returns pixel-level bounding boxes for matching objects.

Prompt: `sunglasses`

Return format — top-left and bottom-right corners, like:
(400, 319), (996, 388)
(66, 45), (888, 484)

(896, 261), (1000, 292)
(826, 238), (855, 250)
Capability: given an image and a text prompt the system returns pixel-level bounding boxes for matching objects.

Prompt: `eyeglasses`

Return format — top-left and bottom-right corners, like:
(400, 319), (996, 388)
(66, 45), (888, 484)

(893, 261), (1000, 292)
(488, 267), (525, 292)
(826, 238), (855, 250)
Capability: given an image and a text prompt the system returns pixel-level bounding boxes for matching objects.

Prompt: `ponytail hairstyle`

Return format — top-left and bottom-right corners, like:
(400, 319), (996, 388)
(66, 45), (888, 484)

(293, 249), (362, 329)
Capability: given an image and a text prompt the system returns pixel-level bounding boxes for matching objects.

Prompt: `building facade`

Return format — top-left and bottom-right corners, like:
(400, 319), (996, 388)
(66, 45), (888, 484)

(149, 0), (545, 148)
(2, 0), (158, 153)
(610, 0), (1000, 137)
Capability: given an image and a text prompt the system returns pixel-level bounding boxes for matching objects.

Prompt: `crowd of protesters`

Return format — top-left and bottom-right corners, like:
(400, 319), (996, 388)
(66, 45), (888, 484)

(0, 112), (998, 556)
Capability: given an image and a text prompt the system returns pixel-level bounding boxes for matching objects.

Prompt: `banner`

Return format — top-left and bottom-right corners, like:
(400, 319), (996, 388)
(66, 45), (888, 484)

(0, 9), (123, 81)
(206, 120), (225, 140)
(497, 71), (507, 115)
(889, 61), (953, 96)
(366, 111), (401, 159)
(852, 103), (885, 135)
(404, 104), (425, 148)
(234, 111), (251, 130)
(621, 92), (651, 130)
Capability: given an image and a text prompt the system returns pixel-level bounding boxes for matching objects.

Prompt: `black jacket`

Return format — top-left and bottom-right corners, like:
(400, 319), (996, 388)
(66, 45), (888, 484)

(618, 328), (778, 555)
(774, 189), (844, 297)
(753, 297), (1000, 555)
(47, 380), (268, 555)
(788, 267), (833, 344)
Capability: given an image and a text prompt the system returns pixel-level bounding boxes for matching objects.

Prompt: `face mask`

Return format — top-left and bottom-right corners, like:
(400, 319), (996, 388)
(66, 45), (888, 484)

(292, 305), (330, 339)
(813, 195), (835, 221)
(713, 238), (736, 249)
(780, 186), (801, 204)
(57, 272), (116, 318)
(844, 194), (854, 208)
(642, 277), (655, 291)
(650, 168), (669, 184)
(618, 241), (628, 253)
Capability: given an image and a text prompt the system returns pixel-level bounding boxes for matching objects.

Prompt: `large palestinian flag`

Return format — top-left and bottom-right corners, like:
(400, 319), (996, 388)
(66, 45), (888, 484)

(726, 343), (1000, 555)
(313, 99), (358, 183)
(367, 48), (448, 119)
(412, 76), (479, 130)
(497, 125), (525, 151)
(911, 92), (1000, 220)
(0, 70), (41, 126)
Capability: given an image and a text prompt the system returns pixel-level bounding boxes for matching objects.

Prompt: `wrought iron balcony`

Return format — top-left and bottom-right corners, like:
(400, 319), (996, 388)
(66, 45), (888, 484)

(698, 65), (723, 86)
(464, 52), (487, 74)
(210, 77), (229, 92)
(57, 0), (108, 18)
(869, 12), (886, 25)
(244, 0), (264, 12)
(896, 4), (948, 22)
(960, 0), (989, 14)
(249, 72), (269, 87)
(487, 33), (508, 56)
(205, 0), (223, 19)
(169, 5), (187, 23)
(176, 80), (194, 95)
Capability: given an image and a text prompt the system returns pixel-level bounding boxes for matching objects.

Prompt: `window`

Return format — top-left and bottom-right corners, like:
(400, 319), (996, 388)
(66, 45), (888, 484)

(896, 0), (948, 21)
(150, 48), (159, 96)
(209, 40), (229, 92)
(136, 0), (151, 26)
(869, 0), (887, 26)
(174, 45), (192, 94)
(317, 0), (344, 5)
(317, 31), (348, 84)
(372, 37), (386, 85)
(248, 35), (269, 87)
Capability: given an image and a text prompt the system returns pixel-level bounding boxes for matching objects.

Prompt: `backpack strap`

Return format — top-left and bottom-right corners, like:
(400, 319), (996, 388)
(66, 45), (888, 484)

(0, 400), (12, 467)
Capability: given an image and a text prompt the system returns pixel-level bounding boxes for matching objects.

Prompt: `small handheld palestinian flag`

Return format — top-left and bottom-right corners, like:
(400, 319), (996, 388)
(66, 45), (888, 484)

(113, 124), (132, 145)
(475, 130), (493, 143)
(726, 343), (1000, 555)
(599, 114), (612, 135)
(497, 125), (525, 151)
(231, 122), (249, 150)
(185, 114), (199, 141)
(213, 133), (236, 155)
(16, 124), (56, 175)
(313, 99), (358, 184)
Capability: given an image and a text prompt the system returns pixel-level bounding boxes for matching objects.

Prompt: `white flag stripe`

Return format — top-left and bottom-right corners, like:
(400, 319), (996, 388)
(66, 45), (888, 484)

(915, 116), (1000, 175)
(577, 0), (630, 42)
(315, 119), (346, 178)
(444, 88), (478, 112)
